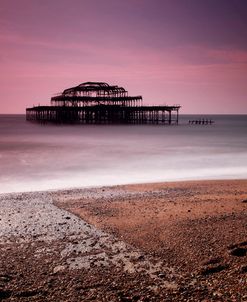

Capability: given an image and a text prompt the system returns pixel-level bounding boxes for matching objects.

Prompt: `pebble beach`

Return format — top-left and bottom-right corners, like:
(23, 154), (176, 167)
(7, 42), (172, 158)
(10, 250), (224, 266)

(0, 179), (247, 301)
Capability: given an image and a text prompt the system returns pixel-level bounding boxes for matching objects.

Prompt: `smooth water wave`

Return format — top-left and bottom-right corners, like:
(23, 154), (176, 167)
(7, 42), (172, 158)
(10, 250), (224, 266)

(0, 114), (246, 193)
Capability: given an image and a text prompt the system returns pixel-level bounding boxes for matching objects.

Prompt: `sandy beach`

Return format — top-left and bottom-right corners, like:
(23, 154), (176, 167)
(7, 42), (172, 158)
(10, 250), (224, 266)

(0, 179), (246, 301)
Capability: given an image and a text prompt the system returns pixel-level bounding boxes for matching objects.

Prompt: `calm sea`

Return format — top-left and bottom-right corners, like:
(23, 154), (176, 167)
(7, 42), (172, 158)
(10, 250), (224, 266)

(0, 114), (246, 193)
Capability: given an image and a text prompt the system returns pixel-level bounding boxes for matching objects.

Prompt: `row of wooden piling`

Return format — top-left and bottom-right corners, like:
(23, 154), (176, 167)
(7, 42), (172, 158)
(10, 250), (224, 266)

(26, 105), (180, 125)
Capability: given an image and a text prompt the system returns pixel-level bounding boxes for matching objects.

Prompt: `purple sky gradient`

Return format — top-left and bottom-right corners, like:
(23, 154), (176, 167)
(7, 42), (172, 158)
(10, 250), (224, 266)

(1, 0), (247, 113)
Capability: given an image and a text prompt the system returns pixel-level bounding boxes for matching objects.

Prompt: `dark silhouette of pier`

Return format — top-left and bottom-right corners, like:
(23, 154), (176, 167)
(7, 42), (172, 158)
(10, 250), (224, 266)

(26, 82), (180, 125)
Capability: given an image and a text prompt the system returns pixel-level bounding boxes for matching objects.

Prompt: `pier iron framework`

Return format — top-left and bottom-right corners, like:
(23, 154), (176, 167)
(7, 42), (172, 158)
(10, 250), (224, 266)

(26, 82), (180, 125)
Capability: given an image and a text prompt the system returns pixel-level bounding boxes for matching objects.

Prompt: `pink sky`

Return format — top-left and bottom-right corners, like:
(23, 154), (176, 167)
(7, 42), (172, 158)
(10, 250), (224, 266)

(1, 0), (247, 114)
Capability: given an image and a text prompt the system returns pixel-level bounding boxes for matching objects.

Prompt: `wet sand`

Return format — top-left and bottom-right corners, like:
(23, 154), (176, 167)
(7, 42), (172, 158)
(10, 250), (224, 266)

(0, 179), (247, 301)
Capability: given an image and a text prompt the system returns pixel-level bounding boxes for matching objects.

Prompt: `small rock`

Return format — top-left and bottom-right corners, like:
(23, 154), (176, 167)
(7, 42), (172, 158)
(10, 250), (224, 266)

(230, 247), (247, 257)
(201, 264), (228, 275)
(0, 274), (12, 283)
(138, 255), (144, 261)
(204, 257), (222, 265)
(158, 273), (166, 278)
(53, 265), (66, 273)
(240, 265), (247, 273)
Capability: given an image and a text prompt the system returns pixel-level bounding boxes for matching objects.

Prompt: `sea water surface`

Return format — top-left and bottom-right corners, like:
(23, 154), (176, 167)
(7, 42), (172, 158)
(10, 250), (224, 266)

(0, 114), (246, 193)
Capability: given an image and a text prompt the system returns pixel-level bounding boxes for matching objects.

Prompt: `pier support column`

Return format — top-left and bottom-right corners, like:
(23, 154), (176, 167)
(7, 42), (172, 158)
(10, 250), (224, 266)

(168, 111), (171, 124)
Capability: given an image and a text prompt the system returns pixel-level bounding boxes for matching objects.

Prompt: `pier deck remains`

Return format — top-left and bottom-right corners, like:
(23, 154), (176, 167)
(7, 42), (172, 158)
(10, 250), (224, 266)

(26, 82), (180, 125)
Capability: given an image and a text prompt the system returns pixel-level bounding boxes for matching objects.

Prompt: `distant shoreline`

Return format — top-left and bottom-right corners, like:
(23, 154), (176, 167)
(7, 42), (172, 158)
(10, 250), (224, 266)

(1, 177), (247, 195)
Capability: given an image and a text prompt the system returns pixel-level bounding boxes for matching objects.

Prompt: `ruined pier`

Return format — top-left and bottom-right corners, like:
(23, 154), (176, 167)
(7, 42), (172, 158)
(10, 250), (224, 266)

(26, 82), (180, 125)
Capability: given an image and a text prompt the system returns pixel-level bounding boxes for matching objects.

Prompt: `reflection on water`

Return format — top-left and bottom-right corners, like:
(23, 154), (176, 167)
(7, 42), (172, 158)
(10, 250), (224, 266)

(0, 114), (247, 193)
